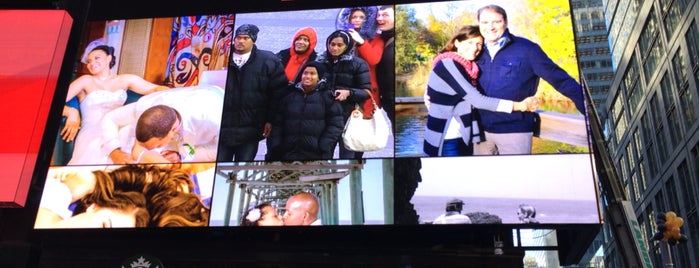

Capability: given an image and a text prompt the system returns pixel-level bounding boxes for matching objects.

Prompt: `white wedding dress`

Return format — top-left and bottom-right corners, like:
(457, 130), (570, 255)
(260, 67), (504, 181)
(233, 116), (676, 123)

(67, 89), (127, 165)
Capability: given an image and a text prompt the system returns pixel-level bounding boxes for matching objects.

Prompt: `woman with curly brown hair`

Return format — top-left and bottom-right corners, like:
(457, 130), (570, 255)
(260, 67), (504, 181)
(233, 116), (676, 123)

(36, 164), (210, 228)
(97, 165), (210, 227)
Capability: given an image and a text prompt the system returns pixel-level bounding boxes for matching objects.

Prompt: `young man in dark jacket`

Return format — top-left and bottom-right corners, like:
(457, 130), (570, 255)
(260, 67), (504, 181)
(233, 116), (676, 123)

(218, 24), (288, 162)
(474, 5), (586, 155)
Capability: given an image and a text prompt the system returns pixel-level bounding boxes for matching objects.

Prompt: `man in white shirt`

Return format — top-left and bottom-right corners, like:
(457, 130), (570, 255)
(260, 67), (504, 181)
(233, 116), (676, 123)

(433, 198), (471, 224)
(102, 85), (223, 164)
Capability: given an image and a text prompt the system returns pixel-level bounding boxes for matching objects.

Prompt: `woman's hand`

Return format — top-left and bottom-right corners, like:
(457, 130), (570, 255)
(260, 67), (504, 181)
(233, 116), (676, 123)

(61, 106), (81, 142)
(347, 29), (364, 45)
(334, 89), (351, 102)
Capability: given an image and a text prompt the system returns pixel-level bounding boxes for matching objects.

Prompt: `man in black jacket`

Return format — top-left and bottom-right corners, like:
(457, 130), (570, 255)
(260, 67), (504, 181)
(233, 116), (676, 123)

(375, 5), (395, 127)
(218, 24), (287, 162)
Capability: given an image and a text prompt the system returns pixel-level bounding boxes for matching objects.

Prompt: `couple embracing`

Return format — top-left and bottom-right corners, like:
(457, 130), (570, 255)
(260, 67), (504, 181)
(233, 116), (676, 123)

(423, 5), (586, 157)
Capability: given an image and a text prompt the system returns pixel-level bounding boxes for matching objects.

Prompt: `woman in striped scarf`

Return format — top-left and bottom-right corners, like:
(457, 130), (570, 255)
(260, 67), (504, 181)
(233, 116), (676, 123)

(423, 25), (537, 157)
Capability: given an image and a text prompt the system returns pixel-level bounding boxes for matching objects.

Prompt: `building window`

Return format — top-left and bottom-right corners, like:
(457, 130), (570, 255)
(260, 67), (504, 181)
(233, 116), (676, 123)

(673, 49), (689, 88)
(650, 96), (669, 161)
(625, 54), (642, 112)
(659, 74), (682, 147)
(676, 160), (698, 268)
(673, 46), (697, 128)
(644, 43), (665, 82)
(595, 47), (609, 55)
(639, 9), (659, 55)
(628, 83), (642, 113)
(685, 22), (699, 130)
(631, 171), (641, 202)
(600, 60), (613, 68)
(677, 160), (697, 215)
(615, 110), (627, 143)
(639, 100), (659, 179)
(593, 22), (607, 31)
(590, 10), (602, 20)
(611, 92), (627, 143)
(600, 72), (615, 81)
(662, 0), (682, 39)
(586, 73), (598, 81)
(687, 21), (699, 82)
(627, 140), (636, 175)
(665, 178), (680, 212)
(578, 49), (593, 57)
(580, 60), (596, 69)
(593, 34), (608, 42)
(639, 8), (664, 82)
(692, 144), (699, 202)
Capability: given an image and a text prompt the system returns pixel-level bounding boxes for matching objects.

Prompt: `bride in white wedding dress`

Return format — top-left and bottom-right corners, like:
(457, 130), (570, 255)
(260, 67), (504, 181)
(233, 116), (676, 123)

(62, 45), (169, 165)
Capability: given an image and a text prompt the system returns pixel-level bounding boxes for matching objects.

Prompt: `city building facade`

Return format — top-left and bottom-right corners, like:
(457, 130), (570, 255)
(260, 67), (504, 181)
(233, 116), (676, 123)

(601, 0), (699, 266)
(572, 0), (615, 116)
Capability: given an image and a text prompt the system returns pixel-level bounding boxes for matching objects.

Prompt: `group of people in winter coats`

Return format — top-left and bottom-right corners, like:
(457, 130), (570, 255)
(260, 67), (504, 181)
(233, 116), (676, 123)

(218, 6), (396, 162)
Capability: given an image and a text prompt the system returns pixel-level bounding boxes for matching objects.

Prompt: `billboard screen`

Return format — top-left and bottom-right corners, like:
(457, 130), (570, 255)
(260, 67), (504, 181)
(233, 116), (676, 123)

(34, 0), (599, 230)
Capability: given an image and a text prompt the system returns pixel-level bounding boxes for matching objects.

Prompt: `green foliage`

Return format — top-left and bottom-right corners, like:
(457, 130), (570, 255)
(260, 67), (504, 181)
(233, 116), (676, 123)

(395, 5), (420, 74)
(525, 0), (581, 104)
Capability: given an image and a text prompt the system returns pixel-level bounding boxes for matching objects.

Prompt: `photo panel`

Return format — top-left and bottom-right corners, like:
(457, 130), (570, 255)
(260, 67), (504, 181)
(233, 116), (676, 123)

(35, 163), (216, 229)
(402, 155), (601, 225)
(52, 14), (233, 167)
(223, 6), (395, 162)
(393, 0), (589, 158)
(210, 159), (391, 226)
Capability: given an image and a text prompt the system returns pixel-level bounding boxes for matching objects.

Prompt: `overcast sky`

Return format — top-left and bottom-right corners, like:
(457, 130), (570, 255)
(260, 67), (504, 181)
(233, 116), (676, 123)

(416, 154), (597, 201)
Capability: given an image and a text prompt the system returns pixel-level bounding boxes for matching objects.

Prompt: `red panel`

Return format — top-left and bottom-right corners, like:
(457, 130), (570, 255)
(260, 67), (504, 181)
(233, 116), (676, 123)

(0, 10), (73, 207)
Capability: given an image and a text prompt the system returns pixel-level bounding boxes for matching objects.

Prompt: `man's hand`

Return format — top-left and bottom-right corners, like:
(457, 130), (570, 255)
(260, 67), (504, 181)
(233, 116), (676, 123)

(109, 149), (135, 164)
(513, 96), (539, 112)
(523, 96), (539, 112)
(60, 107), (81, 142)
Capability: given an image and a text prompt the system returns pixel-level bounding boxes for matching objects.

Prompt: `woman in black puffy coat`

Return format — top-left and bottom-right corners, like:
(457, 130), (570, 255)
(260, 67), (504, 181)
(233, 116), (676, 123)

(266, 61), (344, 161)
(315, 30), (372, 159)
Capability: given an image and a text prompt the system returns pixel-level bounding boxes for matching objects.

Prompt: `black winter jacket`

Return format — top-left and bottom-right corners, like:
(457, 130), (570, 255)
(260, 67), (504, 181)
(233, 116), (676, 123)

(315, 52), (372, 122)
(220, 46), (287, 146)
(266, 81), (344, 161)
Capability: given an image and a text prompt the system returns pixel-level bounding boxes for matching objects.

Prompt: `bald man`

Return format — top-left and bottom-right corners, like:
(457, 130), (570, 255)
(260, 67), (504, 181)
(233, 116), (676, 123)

(283, 192), (320, 226)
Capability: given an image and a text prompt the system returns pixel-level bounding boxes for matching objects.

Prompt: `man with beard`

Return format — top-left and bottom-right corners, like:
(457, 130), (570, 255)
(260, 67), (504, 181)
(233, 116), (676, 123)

(276, 26), (318, 83)
(218, 24), (287, 162)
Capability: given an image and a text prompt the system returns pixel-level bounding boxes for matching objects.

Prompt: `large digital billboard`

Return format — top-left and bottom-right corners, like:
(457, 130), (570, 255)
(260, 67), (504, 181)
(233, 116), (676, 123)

(34, 0), (599, 230)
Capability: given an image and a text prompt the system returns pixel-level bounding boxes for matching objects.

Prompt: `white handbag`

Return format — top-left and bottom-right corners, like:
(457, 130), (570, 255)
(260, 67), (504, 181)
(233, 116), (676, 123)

(342, 97), (391, 152)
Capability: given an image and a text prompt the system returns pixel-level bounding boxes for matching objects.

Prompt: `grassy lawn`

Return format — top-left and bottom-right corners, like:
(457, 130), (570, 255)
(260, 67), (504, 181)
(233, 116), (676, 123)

(532, 137), (590, 154)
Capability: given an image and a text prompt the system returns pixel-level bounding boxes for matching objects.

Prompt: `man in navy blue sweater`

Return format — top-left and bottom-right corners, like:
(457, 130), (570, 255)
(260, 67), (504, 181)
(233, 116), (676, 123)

(474, 4), (586, 155)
